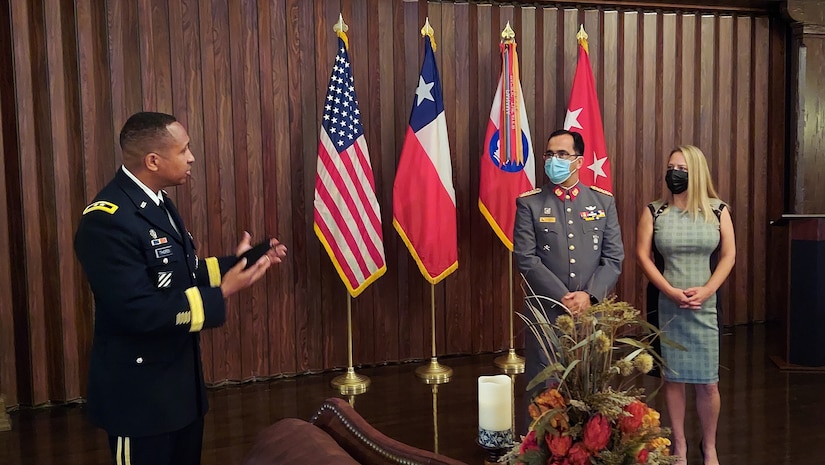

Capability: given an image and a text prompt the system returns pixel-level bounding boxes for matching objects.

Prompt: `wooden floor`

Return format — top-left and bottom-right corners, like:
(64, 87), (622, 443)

(1, 322), (823, 465)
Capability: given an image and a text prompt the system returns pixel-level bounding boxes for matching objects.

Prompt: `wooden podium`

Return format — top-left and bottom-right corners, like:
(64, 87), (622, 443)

(770, 215), (825, 371)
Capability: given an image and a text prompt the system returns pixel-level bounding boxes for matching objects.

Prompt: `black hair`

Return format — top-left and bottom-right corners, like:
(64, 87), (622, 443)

(119, 112), (178, 158)
(547, 129), (585, 156)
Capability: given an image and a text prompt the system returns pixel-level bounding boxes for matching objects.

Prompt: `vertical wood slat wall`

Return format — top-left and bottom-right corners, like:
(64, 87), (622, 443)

(0, 0), (784, 407)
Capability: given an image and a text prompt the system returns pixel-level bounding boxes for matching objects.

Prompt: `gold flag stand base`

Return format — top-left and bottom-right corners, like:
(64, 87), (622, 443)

(331, 367), (371, 396)
(494, 348), (525, 375)
(415, 358), (453, 385)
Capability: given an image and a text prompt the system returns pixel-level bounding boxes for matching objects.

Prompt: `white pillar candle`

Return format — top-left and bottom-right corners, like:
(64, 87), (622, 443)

(478, 375), (512, 432)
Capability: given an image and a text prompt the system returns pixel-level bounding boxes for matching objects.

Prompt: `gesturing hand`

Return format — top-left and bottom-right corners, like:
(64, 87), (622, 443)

(221, 233), (289, 298)
(265, 238), (288, 264)
(234, 231), (254, 256)
(234, 231), (288, 264)
(220, 255), (272, 298)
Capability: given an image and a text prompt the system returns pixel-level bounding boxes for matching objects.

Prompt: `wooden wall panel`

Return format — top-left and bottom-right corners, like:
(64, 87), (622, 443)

(444, 2), (474, 355)
(373, 0), (401, 361)
(45, 0), (85, 402)
(733, 17), (752, 324)
(11, 0), (48, 406)
(0, 0), (786, 406)
(765, 15), (788, 324)
(751, 17), (770, 323)
(0, 0), (18, 407)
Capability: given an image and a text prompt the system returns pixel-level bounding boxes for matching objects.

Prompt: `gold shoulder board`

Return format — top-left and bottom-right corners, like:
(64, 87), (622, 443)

(590, 186), (613, 197)
(83, 200), (119, 215)
(519, 188), (542, 198)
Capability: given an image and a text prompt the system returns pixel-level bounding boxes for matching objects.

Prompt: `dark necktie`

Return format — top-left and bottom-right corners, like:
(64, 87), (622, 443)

(159, 200), (181, 237)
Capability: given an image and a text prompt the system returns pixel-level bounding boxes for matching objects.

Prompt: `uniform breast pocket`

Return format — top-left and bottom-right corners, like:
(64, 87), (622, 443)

(143, 246), (181, 288)
(537, 222), (561, 253)
(583, 223), (605, 251)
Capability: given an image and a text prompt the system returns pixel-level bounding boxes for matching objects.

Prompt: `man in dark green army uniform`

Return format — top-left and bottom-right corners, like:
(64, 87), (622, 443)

(514, 129), (624, 427)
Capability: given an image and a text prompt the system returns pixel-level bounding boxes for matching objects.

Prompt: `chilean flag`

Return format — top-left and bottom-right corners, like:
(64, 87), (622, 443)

(479, 35), (536, 251)
(392, 32), (457, 284)
(564, 26), (612, 193)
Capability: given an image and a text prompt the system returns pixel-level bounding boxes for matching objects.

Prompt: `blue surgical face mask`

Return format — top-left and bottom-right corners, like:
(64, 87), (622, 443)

(545, 157), (577, 185)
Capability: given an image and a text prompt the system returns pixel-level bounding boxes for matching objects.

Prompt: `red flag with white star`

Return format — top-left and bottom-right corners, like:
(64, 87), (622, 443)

(563, 26), (612, 193)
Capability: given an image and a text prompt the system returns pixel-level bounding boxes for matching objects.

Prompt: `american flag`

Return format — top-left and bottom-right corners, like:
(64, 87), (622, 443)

(314, 36), (386, 297)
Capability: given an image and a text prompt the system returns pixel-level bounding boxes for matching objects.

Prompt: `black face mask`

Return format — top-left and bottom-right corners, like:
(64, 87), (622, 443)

(665, 169), (689, 194)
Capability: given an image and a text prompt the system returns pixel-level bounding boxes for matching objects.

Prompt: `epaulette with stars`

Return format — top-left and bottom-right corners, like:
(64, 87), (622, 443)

(590, 185), (613, 197)
(519, 188), (542, 198)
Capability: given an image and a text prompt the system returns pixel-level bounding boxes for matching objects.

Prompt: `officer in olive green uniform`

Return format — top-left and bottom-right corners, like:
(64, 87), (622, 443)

(514, 130), (624, 430)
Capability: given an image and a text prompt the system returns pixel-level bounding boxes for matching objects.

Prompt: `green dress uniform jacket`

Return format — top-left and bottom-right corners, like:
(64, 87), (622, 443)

(74, 168), (237, 437)
(514, 182), (624, 308)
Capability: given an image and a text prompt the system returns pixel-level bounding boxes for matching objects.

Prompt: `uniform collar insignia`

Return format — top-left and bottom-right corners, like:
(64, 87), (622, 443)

(554, 185), (580, 201)
(553, 184), (581, 201)
(140, 201), (147, 209)
(149, 229), (158, 239)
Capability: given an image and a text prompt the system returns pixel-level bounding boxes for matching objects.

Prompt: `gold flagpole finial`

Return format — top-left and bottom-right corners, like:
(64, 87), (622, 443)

(421, 17), (437, 51)
(334, 13), (348, 34)
(577, 25), (589, 54)
(501, 21), (516, 43)
(334, 13), (349, 49)
(576, 24), (588, 41)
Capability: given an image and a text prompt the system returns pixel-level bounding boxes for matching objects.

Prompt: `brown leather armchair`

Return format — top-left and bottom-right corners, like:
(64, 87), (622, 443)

(240, 397), (468, 465)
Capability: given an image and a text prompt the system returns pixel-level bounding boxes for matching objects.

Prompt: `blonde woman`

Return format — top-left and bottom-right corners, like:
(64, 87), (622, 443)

(636, 145), (735, 465)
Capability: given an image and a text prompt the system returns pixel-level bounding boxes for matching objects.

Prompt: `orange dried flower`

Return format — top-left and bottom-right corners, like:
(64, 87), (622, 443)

(567, 443), (591, 465)
(546, 433), (573, 457)
(528, 403), (544, 420)
(642, 407), (661, 428)
(519, 430), (539, 455)
(549, 411), (570, 431)
(582, 414), (611, 452)
(619, 401), (646, 434)
(535, 388), (566, 409)
(648, 437), (671, 452)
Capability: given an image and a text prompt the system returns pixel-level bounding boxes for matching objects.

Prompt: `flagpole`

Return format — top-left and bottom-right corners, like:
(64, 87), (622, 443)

(495, 252), (525, 374)
(494, 21), (524, 375)
(415, 283), (453, 384)
(331, 293), (370, 395)
(432, 384), (440, 454)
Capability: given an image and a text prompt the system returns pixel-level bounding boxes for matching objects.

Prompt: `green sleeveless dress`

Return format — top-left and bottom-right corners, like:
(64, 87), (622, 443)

(652, 199), (725, 384)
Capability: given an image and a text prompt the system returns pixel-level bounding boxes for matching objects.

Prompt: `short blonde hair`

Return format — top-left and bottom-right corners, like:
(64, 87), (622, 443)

(660, 145), (720, 223)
